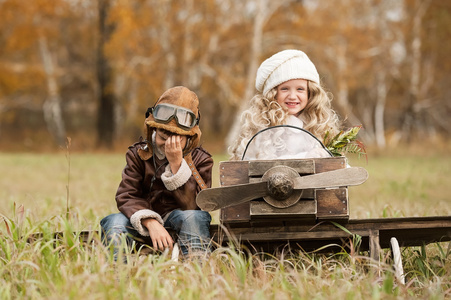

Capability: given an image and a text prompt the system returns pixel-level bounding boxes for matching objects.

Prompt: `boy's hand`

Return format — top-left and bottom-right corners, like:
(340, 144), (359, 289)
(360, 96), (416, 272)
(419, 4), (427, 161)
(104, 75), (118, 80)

(165, 135), (184, 174)
(142, 218), (174, 251)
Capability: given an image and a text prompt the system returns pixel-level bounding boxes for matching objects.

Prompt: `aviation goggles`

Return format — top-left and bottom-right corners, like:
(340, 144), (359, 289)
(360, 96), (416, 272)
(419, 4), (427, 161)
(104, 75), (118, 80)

(147, 103), (199, 130)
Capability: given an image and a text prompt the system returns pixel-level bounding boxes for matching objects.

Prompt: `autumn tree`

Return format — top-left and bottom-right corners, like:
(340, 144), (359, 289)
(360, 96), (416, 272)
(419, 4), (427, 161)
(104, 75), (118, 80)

(0, 0), (97, 149)
(97, 0), (116, 148)
(1, 0), (450, 151)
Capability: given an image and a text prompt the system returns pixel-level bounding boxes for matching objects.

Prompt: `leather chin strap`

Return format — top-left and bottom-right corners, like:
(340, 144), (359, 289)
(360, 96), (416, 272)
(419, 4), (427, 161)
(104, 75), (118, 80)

(184, 153), (207, 190)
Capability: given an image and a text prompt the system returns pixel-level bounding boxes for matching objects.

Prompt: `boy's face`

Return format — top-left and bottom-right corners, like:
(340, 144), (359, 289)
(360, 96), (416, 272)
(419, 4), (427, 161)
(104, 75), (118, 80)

(155, 128), (188, 154)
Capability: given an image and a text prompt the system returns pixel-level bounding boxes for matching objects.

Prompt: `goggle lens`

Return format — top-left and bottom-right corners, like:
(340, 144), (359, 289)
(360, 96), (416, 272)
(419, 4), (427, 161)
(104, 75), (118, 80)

(154, 105), (176, 121)
(176, 109), (195, 127)
(152, 104), (198, 129)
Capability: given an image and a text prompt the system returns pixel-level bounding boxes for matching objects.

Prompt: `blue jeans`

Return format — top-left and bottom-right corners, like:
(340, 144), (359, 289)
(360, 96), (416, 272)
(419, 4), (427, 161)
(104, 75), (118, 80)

(100, 210), (212, 260)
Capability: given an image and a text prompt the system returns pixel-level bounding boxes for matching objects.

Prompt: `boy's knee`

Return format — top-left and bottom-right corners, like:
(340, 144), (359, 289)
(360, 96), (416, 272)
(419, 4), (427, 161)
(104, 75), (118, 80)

(100, 213), (130, 233)
(185, 210), (211, 224)
(180, 211), (211, 236)
(166, 210), (211, 236)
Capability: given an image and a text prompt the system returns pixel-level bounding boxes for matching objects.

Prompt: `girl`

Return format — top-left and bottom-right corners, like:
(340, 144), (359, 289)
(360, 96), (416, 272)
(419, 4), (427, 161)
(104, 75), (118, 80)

(229, 49), (341, 160)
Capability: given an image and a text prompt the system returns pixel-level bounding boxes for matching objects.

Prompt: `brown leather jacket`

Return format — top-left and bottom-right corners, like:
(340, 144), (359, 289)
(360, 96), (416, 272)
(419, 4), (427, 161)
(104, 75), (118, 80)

(116, 142), (213, 221)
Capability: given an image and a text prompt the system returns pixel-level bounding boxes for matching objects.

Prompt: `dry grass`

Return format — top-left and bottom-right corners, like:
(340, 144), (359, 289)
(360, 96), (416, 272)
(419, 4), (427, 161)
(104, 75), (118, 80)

(0, 146), (450, 299)
(348, 150), (451, 219)
(1, 147), (449, 224)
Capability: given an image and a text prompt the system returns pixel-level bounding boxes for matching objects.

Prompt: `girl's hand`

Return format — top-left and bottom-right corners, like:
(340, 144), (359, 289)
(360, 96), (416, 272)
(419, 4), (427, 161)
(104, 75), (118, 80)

(142, 218), (174, 251)
(165, 135), (184, 174)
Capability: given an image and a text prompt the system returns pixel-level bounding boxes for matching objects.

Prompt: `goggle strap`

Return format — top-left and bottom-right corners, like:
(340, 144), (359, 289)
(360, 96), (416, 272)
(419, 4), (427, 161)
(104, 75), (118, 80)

(145, 107), (153, 118)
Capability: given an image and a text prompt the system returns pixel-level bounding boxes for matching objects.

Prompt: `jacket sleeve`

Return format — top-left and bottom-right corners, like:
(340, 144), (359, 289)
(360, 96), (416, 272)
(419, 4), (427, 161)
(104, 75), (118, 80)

(170, 148), (214, 210)
(115, 148), (164, 236)
(160, 159), (192, 191)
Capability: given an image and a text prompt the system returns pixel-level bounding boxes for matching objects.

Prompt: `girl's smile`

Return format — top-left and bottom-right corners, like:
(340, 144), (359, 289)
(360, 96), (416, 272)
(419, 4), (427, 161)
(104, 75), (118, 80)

(285, 101), (301, 107)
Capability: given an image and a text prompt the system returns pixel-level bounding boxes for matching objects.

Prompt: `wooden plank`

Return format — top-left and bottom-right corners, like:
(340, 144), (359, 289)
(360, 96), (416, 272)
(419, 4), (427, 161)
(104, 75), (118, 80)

(301, 189), (315, 199)
(347, 217), (451, 249)
(219, 161), (249, 186)
(225, 231), (355, 241)
(219, 161), (250, 223)
(41, 216), (451, 257)
(314, 157), (347, 173)
(316, 188), (349, 220)
(248, 159), (315, 176)
(213, 216), (451, 251)
(248, 177), (261, 183)
(250, 200), (317, 220)
(220, 202), (250, 223)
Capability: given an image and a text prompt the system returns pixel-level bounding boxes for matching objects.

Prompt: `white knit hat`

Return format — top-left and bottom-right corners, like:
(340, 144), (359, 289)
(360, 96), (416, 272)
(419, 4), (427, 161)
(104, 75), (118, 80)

(255, 49), (320, 95)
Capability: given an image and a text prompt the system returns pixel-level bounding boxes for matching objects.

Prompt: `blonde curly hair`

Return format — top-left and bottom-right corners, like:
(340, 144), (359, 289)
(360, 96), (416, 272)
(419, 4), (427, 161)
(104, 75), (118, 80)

(228, 81), (341, 160)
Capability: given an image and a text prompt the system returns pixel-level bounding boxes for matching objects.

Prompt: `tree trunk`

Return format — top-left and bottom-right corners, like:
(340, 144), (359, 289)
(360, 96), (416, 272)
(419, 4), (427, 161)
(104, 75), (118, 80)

(333, 39), (365, 147)
(39, 36), (66, 146)
(374, 71), (387, 148)
(400, 0), (431, 141)
(182, 0), (195, 87)
(156, 0), (176, 89)
(97, 0), (116, 148)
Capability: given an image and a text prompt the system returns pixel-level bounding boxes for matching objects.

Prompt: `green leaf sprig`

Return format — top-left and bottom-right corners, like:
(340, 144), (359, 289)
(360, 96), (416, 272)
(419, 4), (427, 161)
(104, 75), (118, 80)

(323, 125), (366, 157)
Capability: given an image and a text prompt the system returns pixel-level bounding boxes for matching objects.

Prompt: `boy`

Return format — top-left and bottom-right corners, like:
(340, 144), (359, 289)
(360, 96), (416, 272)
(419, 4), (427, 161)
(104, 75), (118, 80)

(100, 86), (213, 261)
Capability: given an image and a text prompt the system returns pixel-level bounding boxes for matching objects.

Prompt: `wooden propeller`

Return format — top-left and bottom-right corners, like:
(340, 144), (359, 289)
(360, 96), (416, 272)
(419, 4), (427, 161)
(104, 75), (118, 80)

(196, 166), (368, 212)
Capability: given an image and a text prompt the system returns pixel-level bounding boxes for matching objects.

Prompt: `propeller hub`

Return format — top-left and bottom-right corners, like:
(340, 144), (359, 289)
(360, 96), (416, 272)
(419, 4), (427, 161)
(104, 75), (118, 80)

(267, 173), (294, 200)
(262, 165), (302, 208)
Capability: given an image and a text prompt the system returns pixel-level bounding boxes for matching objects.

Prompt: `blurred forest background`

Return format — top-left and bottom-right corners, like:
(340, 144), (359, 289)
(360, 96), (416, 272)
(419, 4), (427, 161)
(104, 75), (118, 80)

(1, 0), (450, 153)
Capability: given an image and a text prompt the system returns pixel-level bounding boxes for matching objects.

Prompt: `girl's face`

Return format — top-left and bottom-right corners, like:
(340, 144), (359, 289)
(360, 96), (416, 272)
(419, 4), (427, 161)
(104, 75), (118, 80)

(275, 79), (308, 116)
(155, 128), (187, 154)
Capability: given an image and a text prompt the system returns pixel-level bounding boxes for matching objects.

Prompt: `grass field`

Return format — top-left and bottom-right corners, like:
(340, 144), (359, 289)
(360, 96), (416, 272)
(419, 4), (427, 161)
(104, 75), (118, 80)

(1, 147), (450, 299)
